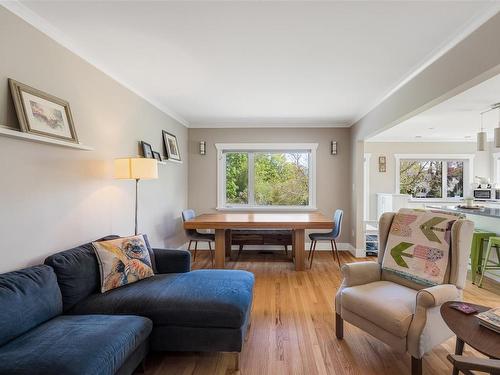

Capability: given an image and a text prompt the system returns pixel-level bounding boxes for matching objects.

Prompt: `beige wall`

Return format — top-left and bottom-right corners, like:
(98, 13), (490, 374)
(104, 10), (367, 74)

(0, 8), (188, 273)
(187, 127), (352, 244)
(349, 12), (500, 249)
(364, 142), (492, 220)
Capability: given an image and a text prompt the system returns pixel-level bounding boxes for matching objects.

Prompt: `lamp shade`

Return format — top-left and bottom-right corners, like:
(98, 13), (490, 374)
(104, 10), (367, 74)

(114, 158), (158, 180)
(477, 131), (487, 151)
(495, 127), (500, 148)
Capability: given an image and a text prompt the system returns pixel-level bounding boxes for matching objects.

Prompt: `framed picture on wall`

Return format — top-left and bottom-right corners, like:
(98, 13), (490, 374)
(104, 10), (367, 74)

(162, 130), (181, 161)
(8, 78), (79, 143)
(152, 151), (162, 161)
(141, 141), (153, 158)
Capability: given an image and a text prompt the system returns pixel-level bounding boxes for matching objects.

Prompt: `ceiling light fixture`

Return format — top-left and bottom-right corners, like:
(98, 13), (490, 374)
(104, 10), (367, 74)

(493, 103), (500, 148)
(477, 103), (500, 151)
(477, 112), (487, 151)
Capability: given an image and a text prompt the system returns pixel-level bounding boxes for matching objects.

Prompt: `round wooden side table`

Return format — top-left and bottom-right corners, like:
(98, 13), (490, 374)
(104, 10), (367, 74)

(441, 301), (499, 375)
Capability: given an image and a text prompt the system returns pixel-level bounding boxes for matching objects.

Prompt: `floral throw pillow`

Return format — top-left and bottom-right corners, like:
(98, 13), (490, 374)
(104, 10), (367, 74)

(92, 235), (154, 293)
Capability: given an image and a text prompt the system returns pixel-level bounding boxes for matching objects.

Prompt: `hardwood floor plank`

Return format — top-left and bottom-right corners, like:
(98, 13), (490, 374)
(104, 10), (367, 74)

(143, 251), (499, 375)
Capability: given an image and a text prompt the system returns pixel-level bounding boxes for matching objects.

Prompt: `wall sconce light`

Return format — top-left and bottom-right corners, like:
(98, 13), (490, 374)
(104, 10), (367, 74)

(199, 141), (206, 155)
(331, 141), (337, 155)
(378, 156), (387, 172)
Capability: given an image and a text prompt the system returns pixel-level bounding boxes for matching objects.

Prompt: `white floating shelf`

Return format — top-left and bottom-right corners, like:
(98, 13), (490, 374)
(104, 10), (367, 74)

(158, 156), (182, 164)
(0, 126), (93, 151)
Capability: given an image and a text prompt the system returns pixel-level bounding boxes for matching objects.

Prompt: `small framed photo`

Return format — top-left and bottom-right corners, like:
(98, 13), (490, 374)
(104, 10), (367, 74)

(152, 151), (162, 162)
(141, 141), (153, 158)
(9, 78), (78, 143)
(378, 156), (387, 172)
(162, 130), (181, 161)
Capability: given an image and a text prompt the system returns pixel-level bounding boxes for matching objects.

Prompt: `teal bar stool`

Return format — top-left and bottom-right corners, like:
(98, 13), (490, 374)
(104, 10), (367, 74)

(478, 236), (500, 288)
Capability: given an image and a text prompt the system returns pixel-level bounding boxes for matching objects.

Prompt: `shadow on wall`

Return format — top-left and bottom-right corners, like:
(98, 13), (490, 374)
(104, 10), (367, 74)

(156, 212), (184, 249)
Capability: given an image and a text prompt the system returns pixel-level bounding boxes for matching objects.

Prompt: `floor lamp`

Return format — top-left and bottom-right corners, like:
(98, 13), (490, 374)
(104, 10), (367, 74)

(114, 157), (158, 235)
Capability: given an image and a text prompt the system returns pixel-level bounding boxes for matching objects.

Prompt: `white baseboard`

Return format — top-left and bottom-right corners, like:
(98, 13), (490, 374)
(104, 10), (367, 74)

(179, 241), (365, 258)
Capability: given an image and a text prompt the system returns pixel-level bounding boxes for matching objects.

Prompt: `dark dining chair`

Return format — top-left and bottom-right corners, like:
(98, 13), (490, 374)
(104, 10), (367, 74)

(447, 354), (500, 375)
(308, 209), (343, 268)
(181, 209), (215, 266)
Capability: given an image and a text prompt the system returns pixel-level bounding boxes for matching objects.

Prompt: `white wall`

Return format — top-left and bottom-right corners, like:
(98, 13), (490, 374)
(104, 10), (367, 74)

(364, 141), (493, 220)
(0, 8), (188, 272)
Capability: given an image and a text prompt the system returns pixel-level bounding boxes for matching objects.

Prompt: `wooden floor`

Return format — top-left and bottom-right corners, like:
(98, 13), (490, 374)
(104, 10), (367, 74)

(144, 251), (500, 375)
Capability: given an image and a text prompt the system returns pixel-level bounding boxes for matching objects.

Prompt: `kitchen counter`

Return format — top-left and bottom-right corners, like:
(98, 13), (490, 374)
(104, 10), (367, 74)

(428, 205), (500, 219)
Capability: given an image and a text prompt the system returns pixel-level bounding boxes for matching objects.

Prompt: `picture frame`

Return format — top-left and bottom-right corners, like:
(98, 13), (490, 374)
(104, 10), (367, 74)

(141, 141), (153, 158)
(152, 151), (162, 162)
(162, 130), (181, 161)
(8, 78), (78, 143)
(378, 156), (387, 172)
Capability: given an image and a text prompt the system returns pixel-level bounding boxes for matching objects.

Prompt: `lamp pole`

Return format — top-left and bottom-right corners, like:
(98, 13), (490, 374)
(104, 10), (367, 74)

(135, 178), (139, 235)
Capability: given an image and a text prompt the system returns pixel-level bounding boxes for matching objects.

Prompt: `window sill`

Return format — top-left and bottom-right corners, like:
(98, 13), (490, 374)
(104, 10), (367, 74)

(216, 206), (318, 212)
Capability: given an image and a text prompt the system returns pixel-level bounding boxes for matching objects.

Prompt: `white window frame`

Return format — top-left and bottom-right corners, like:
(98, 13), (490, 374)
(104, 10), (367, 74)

(394, 154), (474, 201)
(216, 143), (318, 211)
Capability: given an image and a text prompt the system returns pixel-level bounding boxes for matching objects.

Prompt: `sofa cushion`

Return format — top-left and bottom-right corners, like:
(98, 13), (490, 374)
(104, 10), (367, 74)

(0, 315), (152, 375)
(44, 235), (157, 312)
(70, 269), (254, 329)
(0, 265), (62, 346)
(92, 235), (154, 293)
(341, 280), (417, 338)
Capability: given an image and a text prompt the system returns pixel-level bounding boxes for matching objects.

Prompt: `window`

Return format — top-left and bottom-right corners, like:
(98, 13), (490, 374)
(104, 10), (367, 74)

(217, 143), (317, 210)
(395, 154), (473, 200)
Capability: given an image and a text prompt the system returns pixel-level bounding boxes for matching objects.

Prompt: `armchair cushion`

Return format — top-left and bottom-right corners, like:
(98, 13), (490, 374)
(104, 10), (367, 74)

(153, 248), (191, 274)
(341, 281), (417, 338)
(340, 261), (381, 287)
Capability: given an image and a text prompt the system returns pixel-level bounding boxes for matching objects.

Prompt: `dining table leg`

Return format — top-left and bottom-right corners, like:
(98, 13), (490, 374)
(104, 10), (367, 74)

(293, 229), (305, 271)
(214, 229), (226, 269)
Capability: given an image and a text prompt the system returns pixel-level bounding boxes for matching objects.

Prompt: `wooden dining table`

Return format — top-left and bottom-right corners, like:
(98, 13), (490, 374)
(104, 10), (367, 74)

(183, 212), (333, 271)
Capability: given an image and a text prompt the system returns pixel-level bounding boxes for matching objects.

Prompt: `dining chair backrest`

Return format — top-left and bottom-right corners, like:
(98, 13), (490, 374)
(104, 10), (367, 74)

(332, 209), (343, 239)
(182, 209), (196, 222)
(182, 209), (197, 236)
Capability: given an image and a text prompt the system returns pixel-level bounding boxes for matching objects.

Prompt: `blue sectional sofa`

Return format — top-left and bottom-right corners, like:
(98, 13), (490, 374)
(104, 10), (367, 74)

(0, 265), (152, 375)
(0, 235), (254, 375)
(44, 236), (255, 353)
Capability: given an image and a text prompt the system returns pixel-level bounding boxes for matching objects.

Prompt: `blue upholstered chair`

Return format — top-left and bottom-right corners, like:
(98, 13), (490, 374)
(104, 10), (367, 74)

(182, 209), (215, 265)
(308, 209), (343, 268)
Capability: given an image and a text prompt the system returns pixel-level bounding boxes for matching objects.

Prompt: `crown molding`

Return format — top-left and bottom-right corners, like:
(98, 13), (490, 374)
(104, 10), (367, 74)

(350, 3), (500, 127)
(1, 0), (190, 127)
(366, 138), (477, 143)
(189, 119), (350, 128)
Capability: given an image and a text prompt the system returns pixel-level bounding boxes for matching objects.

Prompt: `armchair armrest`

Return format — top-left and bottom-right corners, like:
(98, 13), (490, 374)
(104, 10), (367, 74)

(408, 284), (460, 358)
(153, 248), (191, 274)
(416, 284), (459, 308)
(341, 261), (381, 287)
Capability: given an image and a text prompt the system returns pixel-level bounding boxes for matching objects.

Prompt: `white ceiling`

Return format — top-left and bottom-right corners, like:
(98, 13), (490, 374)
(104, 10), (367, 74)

(369, 73), (500, 142)
(5, 1), (500, 127)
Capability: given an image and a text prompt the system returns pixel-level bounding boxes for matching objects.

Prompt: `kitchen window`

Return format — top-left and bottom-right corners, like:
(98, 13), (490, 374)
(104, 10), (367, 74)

(216, 143), (317, 210)
(395, 154), (474, 200)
